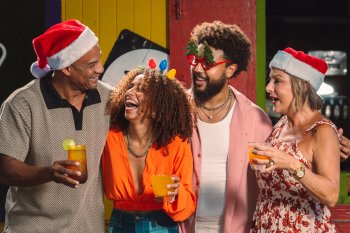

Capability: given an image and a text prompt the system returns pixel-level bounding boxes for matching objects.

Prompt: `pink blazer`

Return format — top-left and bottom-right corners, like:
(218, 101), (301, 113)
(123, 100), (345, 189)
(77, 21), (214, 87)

(180, 86), (273, 233)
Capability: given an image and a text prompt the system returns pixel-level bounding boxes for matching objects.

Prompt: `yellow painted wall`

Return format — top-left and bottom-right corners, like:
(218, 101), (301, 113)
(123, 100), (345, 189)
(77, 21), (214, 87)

(61, 0), (167, 226)
(61, 0), (168, 64)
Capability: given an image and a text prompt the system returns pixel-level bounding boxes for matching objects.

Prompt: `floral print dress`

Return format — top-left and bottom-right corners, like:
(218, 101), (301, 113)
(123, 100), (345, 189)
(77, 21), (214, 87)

(251, 116), (339, 233)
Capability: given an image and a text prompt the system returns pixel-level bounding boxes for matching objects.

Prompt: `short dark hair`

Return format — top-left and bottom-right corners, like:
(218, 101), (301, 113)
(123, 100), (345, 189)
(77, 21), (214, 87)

(190, 20), (251, 78)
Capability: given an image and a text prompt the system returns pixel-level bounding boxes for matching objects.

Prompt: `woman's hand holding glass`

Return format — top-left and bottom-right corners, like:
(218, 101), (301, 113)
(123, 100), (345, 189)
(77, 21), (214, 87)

(167, 176), (180, 203)
(153, 175), (180, 203)
(251, 144), (300, 174)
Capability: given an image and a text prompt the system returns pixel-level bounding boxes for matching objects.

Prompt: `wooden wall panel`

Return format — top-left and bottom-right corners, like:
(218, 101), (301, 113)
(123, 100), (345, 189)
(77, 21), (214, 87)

(116, 0), (134, 37)
(150, 0), (167, 47)
(62, 0), (167, 64)
(99, 0), (117, 63)
(134, 0), (151, 39)
(82, 0), (100, 35)
(62, 0), (83, 21)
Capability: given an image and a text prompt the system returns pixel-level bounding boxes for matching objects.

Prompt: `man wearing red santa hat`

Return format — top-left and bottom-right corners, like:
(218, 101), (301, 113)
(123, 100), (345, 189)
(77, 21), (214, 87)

(0, 19), (113, 232)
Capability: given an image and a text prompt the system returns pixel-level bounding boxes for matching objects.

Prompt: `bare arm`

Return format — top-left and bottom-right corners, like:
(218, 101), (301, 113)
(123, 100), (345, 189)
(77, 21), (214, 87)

(297, 125), (340, 207)
(0, 154), (81, 188)
(254, 125), (340, 207)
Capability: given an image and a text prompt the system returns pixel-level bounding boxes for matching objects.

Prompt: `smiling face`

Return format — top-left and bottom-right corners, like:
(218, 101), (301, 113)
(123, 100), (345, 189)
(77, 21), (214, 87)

(266, 68), (294, 115)
(67, 45), (104, 91)
(191, 45), (232, 103)
(124, 74), (150, 123)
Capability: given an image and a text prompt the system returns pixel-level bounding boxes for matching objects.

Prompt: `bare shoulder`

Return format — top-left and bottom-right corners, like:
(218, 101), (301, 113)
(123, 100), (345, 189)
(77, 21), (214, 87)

(312, 122), (338, 141)
(311, 120), (340, 158)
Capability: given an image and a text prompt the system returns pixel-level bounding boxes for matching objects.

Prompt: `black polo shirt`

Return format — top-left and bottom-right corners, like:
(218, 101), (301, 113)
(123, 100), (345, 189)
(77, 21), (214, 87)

(40, 73), (101, 130)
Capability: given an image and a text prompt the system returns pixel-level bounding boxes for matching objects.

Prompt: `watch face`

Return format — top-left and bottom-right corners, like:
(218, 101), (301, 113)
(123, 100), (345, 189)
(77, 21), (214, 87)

(296, 169), (305, 178)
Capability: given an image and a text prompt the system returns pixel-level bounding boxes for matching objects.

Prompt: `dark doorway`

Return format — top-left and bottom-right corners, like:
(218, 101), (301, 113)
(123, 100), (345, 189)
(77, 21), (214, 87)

(0, 0), (46, 223)
(266, 0), (350, 169)
(0, 1), (46, 104)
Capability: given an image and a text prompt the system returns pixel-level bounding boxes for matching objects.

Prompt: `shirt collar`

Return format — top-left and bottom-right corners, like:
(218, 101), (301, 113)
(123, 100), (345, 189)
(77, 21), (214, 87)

(40, 72), (101, 109)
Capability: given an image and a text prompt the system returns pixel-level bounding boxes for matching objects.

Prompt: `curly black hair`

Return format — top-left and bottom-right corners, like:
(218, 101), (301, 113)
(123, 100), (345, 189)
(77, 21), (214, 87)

(107, 67), (196, 149)
(190, 20), (251, 78)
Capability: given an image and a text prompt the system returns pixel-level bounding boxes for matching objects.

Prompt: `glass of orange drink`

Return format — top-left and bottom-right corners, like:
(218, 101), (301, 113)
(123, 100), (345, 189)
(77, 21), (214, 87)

(151, 175), (174, 197)
(248, 142), (270, 166)
(67, 144), (88, 183)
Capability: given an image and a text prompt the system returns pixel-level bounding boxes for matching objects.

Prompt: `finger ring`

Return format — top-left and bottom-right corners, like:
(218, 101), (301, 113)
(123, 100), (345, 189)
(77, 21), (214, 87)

(269, 159), (275, 166)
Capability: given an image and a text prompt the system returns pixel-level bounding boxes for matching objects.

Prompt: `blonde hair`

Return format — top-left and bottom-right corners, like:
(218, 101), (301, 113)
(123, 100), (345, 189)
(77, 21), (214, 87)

(290, 75), (323, 112)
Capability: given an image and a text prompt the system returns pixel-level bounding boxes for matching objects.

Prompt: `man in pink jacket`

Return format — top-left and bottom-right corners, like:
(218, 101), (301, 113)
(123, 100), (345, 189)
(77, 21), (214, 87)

(180, 21), (273, 233)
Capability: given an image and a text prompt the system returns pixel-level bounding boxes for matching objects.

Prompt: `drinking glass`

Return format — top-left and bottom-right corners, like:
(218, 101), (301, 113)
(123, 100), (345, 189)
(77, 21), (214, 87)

(67, 144), (88, 183)
(247, 142), (270, 165)
(151, 175), (174, 197)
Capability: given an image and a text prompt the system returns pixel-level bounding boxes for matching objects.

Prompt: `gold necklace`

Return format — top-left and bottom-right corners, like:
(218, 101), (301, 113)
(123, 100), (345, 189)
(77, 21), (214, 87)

(126, 131), (153, 158)
(200, 96), (234, 121)
(199, 90), (233, 111)
(199, 90), (233, 120)
(200, 103), (227, 120)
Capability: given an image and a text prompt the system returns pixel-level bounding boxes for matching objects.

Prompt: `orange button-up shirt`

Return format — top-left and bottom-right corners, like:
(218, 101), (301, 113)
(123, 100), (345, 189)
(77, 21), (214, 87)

(102, 129), (196, 221)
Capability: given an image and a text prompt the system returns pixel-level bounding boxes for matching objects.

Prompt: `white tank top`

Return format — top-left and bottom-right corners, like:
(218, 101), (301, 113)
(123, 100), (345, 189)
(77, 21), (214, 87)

(195, 100), (235, 232)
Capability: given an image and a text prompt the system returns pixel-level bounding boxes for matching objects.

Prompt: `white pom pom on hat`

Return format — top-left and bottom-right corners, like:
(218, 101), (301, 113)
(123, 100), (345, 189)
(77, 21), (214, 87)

(269, 47), (328, 91)
(30, 19), (98, 78)
(30, 61), (51, 78)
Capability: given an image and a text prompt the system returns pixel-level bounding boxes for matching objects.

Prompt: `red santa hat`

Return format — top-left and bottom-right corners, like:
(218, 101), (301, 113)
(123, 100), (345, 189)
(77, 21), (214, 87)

(30, 19), (98, 78)
(269, 47), (328, 91)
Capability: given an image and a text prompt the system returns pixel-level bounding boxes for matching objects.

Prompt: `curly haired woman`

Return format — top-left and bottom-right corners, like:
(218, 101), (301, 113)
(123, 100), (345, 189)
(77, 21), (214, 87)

(102, 67), (196, 233)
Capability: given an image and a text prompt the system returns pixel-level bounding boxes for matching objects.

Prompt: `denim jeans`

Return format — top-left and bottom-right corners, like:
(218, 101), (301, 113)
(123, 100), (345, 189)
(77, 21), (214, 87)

(107, 209), (179, 233)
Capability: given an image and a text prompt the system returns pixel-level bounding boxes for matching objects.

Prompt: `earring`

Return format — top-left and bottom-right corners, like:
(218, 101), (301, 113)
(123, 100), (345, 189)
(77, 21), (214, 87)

(152, 112), (156, 119)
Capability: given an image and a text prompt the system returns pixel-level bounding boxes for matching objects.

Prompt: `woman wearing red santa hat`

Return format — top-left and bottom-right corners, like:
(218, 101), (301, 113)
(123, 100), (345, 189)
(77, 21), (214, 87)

(0, 19), (113, 232)
(250, 47), (340, 232)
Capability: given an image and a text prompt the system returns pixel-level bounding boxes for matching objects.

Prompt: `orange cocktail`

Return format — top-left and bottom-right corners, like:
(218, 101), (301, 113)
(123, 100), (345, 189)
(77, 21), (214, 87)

(151, 175), (174, 197)
(67, 144), (88, 183)
(248, 142), (269, 165)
